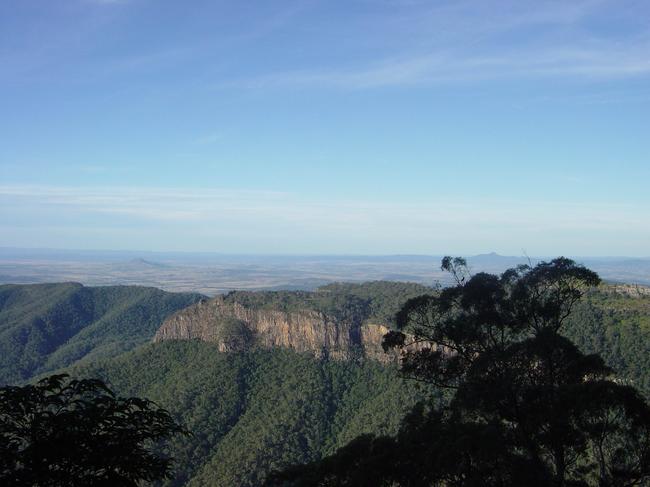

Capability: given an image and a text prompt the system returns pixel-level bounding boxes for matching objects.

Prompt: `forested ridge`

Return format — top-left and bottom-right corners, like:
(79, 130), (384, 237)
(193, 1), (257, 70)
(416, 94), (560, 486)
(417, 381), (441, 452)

(222, 281), (432, 325)
(268, 258), (650, 486)
(0, 282), (203, 385)
(1, 280), (650, 485)
(565, 286), (650, 397)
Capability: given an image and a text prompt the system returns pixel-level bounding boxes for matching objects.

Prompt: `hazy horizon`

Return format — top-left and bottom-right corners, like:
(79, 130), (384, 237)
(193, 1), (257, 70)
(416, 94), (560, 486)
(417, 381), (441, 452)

(3, 247), (650, 294)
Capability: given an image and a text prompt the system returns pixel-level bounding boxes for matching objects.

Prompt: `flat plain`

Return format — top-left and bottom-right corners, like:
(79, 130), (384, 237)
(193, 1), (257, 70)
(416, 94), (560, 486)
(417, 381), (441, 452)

(1, 249), (649, 295)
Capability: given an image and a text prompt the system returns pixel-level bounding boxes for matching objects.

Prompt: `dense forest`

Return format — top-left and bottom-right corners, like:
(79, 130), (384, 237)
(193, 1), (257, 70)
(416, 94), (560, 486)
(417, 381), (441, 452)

(1, 280), (650, 485)
(564, 286), (650, 397)
(69, 341), (437, 486)
(266, 259), (650, 486)
(0, 283), (202, 385)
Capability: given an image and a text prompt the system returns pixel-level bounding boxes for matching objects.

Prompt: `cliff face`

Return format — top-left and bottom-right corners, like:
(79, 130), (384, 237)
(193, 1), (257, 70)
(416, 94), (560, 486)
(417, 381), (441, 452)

(153, 296), (397, 362)
(609, 284), (650, 298)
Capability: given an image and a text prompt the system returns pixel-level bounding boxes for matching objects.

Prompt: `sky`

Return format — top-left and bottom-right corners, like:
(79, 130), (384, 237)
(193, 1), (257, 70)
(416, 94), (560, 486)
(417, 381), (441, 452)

(1, 0), (649, 256)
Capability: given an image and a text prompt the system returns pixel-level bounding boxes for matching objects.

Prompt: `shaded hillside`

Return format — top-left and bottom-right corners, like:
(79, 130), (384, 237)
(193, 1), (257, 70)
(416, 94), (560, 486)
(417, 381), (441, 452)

(564, 285), (650, 397)
(3, 280), (650, 486)
(71, 340), (437, 487)
(156, 281), (650, 397)
(0, 282), (203, 384)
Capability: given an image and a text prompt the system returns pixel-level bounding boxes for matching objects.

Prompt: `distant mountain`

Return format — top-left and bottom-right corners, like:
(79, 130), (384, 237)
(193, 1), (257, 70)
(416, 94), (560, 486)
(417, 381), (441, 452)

(104, 257), (170, 273)
(128, 257), (168, 268)
(3, 249), (650, 292)
(0, 283), (203, 385)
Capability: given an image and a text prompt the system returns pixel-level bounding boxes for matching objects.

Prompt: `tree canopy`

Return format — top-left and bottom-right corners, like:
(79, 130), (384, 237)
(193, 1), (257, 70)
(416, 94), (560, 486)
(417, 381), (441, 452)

(267, 257), (650, 487)
(0, 283), (203, 385)
(0, 374), (186, 486)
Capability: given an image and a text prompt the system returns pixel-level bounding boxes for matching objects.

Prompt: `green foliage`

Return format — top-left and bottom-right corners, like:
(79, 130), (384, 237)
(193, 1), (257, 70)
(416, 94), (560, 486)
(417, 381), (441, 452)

(318, 281), (434, 325)
(0, 374), (186, 486)
(564, 287), (650, 397)
(0, 283), (203, 385)
(225, 281), (432, 325)
(271, 258), (650, 487)
(3, 279), (650, 486)
(69, 340), (437, 487)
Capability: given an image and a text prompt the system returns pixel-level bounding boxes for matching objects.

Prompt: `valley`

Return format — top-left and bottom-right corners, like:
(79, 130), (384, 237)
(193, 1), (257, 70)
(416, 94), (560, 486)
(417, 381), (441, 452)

(1, 278), (650, 485)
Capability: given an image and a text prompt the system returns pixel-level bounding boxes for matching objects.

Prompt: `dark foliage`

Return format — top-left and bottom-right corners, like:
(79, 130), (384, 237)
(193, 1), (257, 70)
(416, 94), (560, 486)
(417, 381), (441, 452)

(2, 280), (650, 486)
(563, 287), (650, 397)
(71, 342), (436, 486)
(269, 258), (650, 487)
(0, 374), (186, 486)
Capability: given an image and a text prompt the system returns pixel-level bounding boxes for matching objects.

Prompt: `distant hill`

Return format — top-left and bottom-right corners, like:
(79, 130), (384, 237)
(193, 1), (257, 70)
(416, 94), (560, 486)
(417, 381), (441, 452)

(128, 257), (169, 268)
(104, 257), (170, 273)
(4, 248), (650, 294)
(0, 282), (203, 385)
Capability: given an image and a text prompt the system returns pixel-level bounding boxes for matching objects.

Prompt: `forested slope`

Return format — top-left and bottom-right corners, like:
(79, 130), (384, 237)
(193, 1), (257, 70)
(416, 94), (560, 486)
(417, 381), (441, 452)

(70, 340), (436, 487)
(3, 280), (650, 486)
(564, 285), (650, 396)
(0, 282), (203, 384)
(221, 281), (432, 324)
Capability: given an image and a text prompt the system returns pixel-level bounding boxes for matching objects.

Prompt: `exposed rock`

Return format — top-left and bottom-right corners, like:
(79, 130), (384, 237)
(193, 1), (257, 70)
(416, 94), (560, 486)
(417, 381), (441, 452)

(609, 284), (650, 298)
(153, 295), (401, 362)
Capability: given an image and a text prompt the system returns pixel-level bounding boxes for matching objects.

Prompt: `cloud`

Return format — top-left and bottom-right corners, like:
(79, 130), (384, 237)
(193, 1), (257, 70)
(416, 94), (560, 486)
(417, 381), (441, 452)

(244, 43), (650, 90)
(231, 0), (650, 89)
(0, 184), (646, 230)
(1, 184), (648, 254)
(0, 185), (287, 222)
(194, 132), (224, 145)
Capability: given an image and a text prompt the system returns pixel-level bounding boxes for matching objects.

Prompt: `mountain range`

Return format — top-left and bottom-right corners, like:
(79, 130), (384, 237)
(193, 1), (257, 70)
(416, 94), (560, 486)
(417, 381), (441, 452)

(1, 279), (649, 485)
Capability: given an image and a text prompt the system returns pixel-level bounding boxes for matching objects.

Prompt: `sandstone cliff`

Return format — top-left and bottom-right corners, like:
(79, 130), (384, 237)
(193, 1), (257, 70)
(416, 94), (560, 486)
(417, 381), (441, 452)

(609, 283), (650, 298)
(153, 295), (399, 362)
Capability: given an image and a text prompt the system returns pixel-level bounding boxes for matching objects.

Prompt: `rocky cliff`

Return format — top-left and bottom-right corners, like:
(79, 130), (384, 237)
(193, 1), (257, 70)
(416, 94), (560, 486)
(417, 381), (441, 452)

(153, 295), (398, 362)
(609, 283), (650, 298)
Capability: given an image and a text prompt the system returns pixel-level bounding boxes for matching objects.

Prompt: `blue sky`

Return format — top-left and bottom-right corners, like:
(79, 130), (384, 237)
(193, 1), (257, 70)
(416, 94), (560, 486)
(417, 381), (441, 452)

(1, 0), (649, 255)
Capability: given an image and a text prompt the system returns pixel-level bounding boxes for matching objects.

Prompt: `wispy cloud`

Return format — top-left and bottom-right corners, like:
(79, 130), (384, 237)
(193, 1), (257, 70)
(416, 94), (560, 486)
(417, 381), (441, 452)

(194, 132), (224, 145)
(259, 41), (650, 89)
(232, 0), (650, 89)
(1, 184), (648, 254)
(244, 47), (650, 89)
(0, 185), (287, 222)
(0, 184), (646, 230)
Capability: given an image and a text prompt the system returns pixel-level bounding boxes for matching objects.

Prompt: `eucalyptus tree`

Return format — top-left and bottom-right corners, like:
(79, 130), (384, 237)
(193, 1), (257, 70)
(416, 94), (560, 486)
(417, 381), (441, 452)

(268, 257), (650, 487)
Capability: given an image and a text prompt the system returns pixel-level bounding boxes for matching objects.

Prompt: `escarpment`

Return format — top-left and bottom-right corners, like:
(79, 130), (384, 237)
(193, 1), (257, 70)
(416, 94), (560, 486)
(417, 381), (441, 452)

(153, 295), (399, 362)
